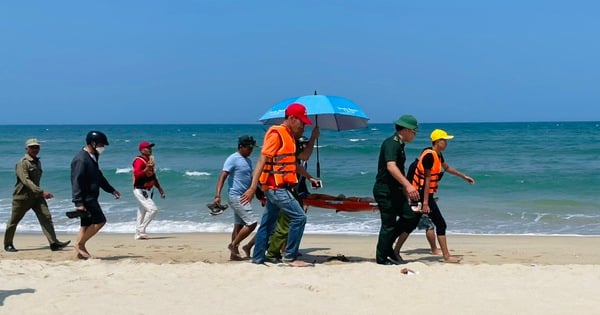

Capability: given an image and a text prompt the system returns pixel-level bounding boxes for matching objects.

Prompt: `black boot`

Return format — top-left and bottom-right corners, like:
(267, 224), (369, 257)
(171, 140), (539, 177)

(50, 240), (71, 251)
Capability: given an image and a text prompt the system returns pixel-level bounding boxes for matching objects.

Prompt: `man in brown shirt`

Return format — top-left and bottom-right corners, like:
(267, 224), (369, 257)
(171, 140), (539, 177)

(3, 138), (70, 252)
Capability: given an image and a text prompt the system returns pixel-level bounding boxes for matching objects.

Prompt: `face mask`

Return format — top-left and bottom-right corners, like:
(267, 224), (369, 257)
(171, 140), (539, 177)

(95, 147), (105, 155)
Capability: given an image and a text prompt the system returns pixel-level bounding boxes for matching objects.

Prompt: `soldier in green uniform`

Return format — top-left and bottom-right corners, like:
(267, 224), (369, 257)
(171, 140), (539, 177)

(372, 115), (421, 265)
(4, 138), (70, 252)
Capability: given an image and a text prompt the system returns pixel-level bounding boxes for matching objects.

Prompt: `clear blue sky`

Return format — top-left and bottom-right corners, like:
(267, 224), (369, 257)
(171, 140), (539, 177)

(1, 1), (599, 124)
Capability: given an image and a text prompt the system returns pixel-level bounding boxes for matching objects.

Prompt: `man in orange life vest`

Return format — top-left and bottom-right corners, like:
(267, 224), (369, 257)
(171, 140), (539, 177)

(132, 141), (166, 240)
(395, 129), (474, 263)
(241, 103), (320, 266)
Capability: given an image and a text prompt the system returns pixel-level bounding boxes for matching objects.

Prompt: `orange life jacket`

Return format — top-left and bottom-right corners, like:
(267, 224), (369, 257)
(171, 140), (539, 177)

(412, 149), (442, 194)
(259, 125), (298, 188)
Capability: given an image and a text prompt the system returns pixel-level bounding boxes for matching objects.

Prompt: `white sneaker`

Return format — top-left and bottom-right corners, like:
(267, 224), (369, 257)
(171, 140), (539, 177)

(134, 233), (149, 240)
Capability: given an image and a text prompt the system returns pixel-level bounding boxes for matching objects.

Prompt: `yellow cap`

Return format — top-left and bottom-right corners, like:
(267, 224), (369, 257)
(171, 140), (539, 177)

(25, 138), (41, 147)
(430, 129), (454, 142)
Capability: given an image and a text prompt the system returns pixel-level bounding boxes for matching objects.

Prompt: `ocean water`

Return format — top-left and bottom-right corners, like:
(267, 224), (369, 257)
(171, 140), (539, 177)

(0, 122), (599, 236)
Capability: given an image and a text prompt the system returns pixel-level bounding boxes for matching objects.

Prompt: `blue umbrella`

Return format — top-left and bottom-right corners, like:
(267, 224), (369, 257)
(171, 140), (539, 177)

(259, 92), (370, 177)
(259, 93), (369, 131)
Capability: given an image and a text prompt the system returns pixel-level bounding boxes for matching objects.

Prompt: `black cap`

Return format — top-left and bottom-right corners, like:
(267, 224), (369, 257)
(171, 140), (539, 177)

(238, 135), (257, 147)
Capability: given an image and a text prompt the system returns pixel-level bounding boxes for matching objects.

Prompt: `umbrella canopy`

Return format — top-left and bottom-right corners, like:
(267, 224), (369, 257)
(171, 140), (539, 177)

(259, 93), (370, 177)
(258, 94), (369, 131)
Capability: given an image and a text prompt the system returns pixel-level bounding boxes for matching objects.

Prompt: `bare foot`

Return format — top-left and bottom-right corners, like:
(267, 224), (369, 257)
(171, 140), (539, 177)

(431, 248), (443, 256)
(242, 244), (252, 258)
(228, 243), (240, 256)
(444, 255), (462, 263)
(75, 243), (91, 259)
(73, 252), (89, 260)
(285, 260), (314, 267)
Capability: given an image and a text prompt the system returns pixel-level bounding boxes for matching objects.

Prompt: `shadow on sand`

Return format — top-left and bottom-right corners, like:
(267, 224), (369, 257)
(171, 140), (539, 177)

(298, 247), (443, 265)
(98, 255), (145, 261)
(0, 288), (36, 306)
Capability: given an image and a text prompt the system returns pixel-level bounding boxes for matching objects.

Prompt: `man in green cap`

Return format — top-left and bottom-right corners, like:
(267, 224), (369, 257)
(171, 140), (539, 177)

(372, 115), (421, 265)
(4, 138), (71, 252)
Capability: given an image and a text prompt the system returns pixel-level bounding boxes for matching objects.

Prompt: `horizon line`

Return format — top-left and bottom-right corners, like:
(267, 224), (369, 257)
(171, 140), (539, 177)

(0, 120), (598, 126)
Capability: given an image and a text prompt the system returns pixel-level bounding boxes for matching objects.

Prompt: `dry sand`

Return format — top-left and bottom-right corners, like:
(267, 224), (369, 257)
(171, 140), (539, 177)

(1, 233), (599, 314)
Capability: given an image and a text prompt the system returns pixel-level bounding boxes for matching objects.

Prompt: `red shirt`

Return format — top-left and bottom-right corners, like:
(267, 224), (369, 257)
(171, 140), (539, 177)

(132, 156), (156, 189)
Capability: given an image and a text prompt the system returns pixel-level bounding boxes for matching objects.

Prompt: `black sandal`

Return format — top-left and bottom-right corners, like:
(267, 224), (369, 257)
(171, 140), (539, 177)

(206, 203), (228, 215)
(326, 254), (350, 262)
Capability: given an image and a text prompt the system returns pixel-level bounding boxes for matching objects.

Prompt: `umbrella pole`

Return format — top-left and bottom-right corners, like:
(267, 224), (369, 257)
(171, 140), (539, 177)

(316, 138), (320, 178)
(315, 115), (320, 178)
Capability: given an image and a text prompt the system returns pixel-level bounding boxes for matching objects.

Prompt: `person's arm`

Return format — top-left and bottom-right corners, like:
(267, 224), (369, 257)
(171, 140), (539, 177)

(151, 157), (165, 198)
(70, 156), (86, 210)
(421, 169), (431, 214)
(240, 154), (267, 205)
(443, 162), (475, 184)
(99, 170), (120, 199)
(146, 156), (155, 176)
(213, 170), (230, 205)
(154, 177), (165, 198)
(16, 159), (44, 197)
(240, 130), (279, 204)
(383, 140), (419, 201)
(386, 161), (419, 201)
(296, 163), (319, 187)
(132, 158), (147, 181)
(419, 153), (434, 213)
(297, 127), (320, 161)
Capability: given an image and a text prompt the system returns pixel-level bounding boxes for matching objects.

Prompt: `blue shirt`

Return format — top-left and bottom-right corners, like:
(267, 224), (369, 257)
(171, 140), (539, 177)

(222, 152), (253, 197)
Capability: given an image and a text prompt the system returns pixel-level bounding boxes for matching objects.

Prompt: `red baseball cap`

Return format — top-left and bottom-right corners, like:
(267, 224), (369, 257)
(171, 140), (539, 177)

(138, 141), (155, 151)
(285, 103), (312, 125)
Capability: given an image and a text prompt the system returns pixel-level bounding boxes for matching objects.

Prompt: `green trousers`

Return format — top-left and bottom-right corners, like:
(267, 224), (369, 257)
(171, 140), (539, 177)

(266, 189), (303, 259)
(4, 198), (58, 247)
(266, 212), (290, 259)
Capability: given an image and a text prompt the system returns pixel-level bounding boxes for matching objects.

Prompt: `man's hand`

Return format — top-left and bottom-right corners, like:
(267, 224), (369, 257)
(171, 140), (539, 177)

(405, 185), (420, 201)
(308, 177), (321, 189)
(113, 191), (121, 199)
(43, 191), (54, 199)
(311, 126), (320, 139)
(240, 187), (256, 205)
(464, 175), (475, 184)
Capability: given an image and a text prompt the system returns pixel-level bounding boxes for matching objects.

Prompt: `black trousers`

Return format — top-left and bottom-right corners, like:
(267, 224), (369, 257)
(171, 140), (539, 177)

(373, 184), (421, 264)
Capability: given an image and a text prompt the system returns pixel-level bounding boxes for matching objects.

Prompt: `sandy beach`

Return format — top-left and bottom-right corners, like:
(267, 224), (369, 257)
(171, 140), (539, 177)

(2, 233), (599, 314)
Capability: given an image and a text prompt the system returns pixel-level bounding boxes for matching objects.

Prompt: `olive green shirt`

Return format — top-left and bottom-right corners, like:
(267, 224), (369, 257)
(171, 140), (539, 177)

(13, 154), (44, 200)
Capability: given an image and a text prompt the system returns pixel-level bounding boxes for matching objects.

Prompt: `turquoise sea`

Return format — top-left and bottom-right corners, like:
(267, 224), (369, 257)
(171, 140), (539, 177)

(0, 122), (599, 236)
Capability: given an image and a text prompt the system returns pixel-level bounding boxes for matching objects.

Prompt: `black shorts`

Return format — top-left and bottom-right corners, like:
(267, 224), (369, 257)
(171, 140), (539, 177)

(81, 199), (107, 227)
